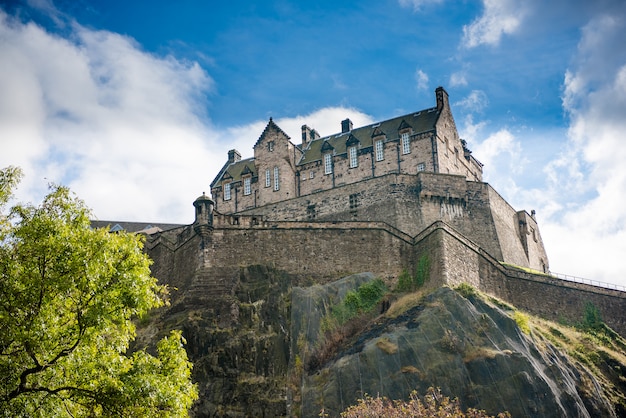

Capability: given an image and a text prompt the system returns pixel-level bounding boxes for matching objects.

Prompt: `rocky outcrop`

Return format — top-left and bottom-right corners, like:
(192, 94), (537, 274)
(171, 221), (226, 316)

(137, 267), (626, 417)
(297, 286), (621, 417)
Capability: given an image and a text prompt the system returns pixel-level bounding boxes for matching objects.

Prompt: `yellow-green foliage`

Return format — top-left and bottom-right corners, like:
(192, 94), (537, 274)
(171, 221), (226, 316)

(514, 311), (531, 334)
(454, 282), (478, 298)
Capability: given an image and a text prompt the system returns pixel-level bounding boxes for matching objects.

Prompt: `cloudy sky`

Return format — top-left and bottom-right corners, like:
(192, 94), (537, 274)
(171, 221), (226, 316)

(1, 0), (625, 286)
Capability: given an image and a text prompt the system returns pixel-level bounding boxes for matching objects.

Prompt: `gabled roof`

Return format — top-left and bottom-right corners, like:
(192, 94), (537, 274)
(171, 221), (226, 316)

(254, 117), (291, 148)
(297, 108), (439, 165)
(212, 158), (258, 186)
(90, 221), (183, 233)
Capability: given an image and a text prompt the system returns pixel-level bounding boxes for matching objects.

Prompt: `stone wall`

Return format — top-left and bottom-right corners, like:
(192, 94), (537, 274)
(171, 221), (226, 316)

(239, 172), (545, 270)
(145, 218), (626, 338)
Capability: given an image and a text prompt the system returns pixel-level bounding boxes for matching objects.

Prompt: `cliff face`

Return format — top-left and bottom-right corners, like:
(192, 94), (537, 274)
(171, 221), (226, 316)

(296, 285), (623, 417)
(137, 267), (626, 417)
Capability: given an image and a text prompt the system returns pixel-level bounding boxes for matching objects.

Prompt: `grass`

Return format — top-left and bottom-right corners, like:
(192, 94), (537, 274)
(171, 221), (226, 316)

(376, 337), (398, 354)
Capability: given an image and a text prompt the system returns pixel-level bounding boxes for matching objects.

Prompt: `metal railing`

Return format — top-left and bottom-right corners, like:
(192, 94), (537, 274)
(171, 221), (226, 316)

(550, 272), (626, 292)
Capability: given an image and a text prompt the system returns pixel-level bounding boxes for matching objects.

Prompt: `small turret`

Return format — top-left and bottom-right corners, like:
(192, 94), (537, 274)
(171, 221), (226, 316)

(193, 192), (214, 235)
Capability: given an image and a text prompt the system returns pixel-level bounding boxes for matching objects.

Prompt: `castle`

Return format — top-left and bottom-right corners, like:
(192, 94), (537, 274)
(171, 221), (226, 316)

(93, 87), (626, 336)
(209, 87), (547, 273)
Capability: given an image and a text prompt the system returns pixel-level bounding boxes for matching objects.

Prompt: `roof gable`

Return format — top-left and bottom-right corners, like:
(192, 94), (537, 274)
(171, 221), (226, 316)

(346, 134), (360, 147)
(254, 117), (291, 149)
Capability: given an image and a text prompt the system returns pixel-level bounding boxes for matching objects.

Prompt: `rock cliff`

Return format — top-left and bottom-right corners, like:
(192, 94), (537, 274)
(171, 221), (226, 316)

(136, 267), (626, 417)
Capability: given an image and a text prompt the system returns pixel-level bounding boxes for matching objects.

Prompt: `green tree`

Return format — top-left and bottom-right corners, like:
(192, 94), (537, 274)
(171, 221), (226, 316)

(0, 167), (197, 417)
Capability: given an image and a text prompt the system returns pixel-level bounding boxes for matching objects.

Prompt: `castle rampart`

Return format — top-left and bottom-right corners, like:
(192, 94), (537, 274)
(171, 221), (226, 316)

(237, 171), (547, 272)
(141, 209), (626, 337)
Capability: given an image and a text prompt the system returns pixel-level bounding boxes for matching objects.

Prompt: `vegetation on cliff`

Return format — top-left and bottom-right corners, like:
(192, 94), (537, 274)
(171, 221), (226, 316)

(339, 387), (509, 417)
(292, 273), (626, 417)
(0, 167), (197, 417)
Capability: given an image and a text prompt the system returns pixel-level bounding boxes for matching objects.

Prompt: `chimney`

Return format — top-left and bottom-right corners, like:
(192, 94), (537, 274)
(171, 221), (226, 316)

(301, 125), (320, 147)
(435, 86), (449, 112)
(341, 118), (353, 133)
(227, 149), (241, 163)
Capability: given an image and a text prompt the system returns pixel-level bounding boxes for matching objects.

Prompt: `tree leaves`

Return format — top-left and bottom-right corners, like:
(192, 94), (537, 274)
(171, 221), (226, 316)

(0, 167), (197, 416)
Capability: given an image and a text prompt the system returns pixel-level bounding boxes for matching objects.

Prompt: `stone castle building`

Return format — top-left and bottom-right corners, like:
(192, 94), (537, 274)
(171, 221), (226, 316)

(209, 87), (547, 273)
(93, 87), (626, 336)
(211, 87), (483, 213)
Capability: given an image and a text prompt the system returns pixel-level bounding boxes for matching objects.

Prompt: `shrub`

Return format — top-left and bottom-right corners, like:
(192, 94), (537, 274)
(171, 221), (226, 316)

(395, 255), (430, 292)
(340, 387), (510, 417)
(455, 282), (478, 298)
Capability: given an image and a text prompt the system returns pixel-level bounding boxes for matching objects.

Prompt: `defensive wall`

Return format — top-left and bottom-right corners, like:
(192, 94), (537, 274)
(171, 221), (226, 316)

(239, 171), (548, 272)
(143, 207), (626, 337)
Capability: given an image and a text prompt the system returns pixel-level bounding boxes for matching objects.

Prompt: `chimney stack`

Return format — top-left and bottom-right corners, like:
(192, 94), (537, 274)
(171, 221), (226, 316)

(227, 149), (241, 163)
(341, 118), (353, 133)
(435, 86), (449, 112)
(301, 125), (320, 147)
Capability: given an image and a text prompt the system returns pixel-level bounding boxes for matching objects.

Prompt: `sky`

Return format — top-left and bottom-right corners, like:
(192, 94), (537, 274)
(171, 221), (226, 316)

(1, 0), (625, 286)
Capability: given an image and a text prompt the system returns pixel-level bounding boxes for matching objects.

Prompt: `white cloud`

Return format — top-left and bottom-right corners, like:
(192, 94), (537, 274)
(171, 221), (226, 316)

(462, 0), (527, 48)
(0, 10), (217, 223)
(539, 13), (626, 283)
(455, 90), (489, 113)
(398, 0), (444, 12)
(449, 72), (468, 87)
(415, 69), (429, 91)
(0, 10), (374, 225)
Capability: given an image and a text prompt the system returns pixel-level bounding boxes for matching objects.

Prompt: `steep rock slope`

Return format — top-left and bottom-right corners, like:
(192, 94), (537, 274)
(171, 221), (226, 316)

(137, 267), (626, 417)
(296, 285), (624, 417)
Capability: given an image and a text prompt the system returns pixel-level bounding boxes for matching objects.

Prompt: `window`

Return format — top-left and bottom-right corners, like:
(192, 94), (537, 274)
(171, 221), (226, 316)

(268, 141), (274, 152)
(273, 167), (279, 191)
(454, 148), (459, 167)
(265, 169), (271, 187)
(349, 193), (359, 209)
(417, 162), (425, 172)
(324, 153), (333, 175)
(307, 204), (316, 220)
(349, 146), (358, 168)
(310, 171), (314, 179)
(401, 132), (410, 154)
(243, 177), (251, 195)
(223, 182), (231, 201)
(375, 139), (384, 161)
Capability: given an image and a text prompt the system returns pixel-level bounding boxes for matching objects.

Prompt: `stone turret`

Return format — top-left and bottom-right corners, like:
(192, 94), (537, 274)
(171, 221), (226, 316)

(193, 192), (214, 235)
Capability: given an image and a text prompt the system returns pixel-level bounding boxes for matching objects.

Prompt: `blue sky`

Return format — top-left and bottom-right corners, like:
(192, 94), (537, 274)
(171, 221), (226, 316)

(1, 0), (626, 286)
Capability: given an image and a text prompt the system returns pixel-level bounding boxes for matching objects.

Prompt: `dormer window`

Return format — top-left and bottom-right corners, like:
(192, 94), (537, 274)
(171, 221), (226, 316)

(243, 177), (251, 195)
(324, 153), (333, 175)
(401, 132), (410, 154)
(349, 146), (358, 168)
(223, 182), (231, 201)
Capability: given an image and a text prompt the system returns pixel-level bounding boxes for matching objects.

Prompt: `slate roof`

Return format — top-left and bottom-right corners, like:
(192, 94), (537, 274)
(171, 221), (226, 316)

(212, 158), (257, 186)
(90, 220), (184, 233)
(297, 107), (439, 165)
